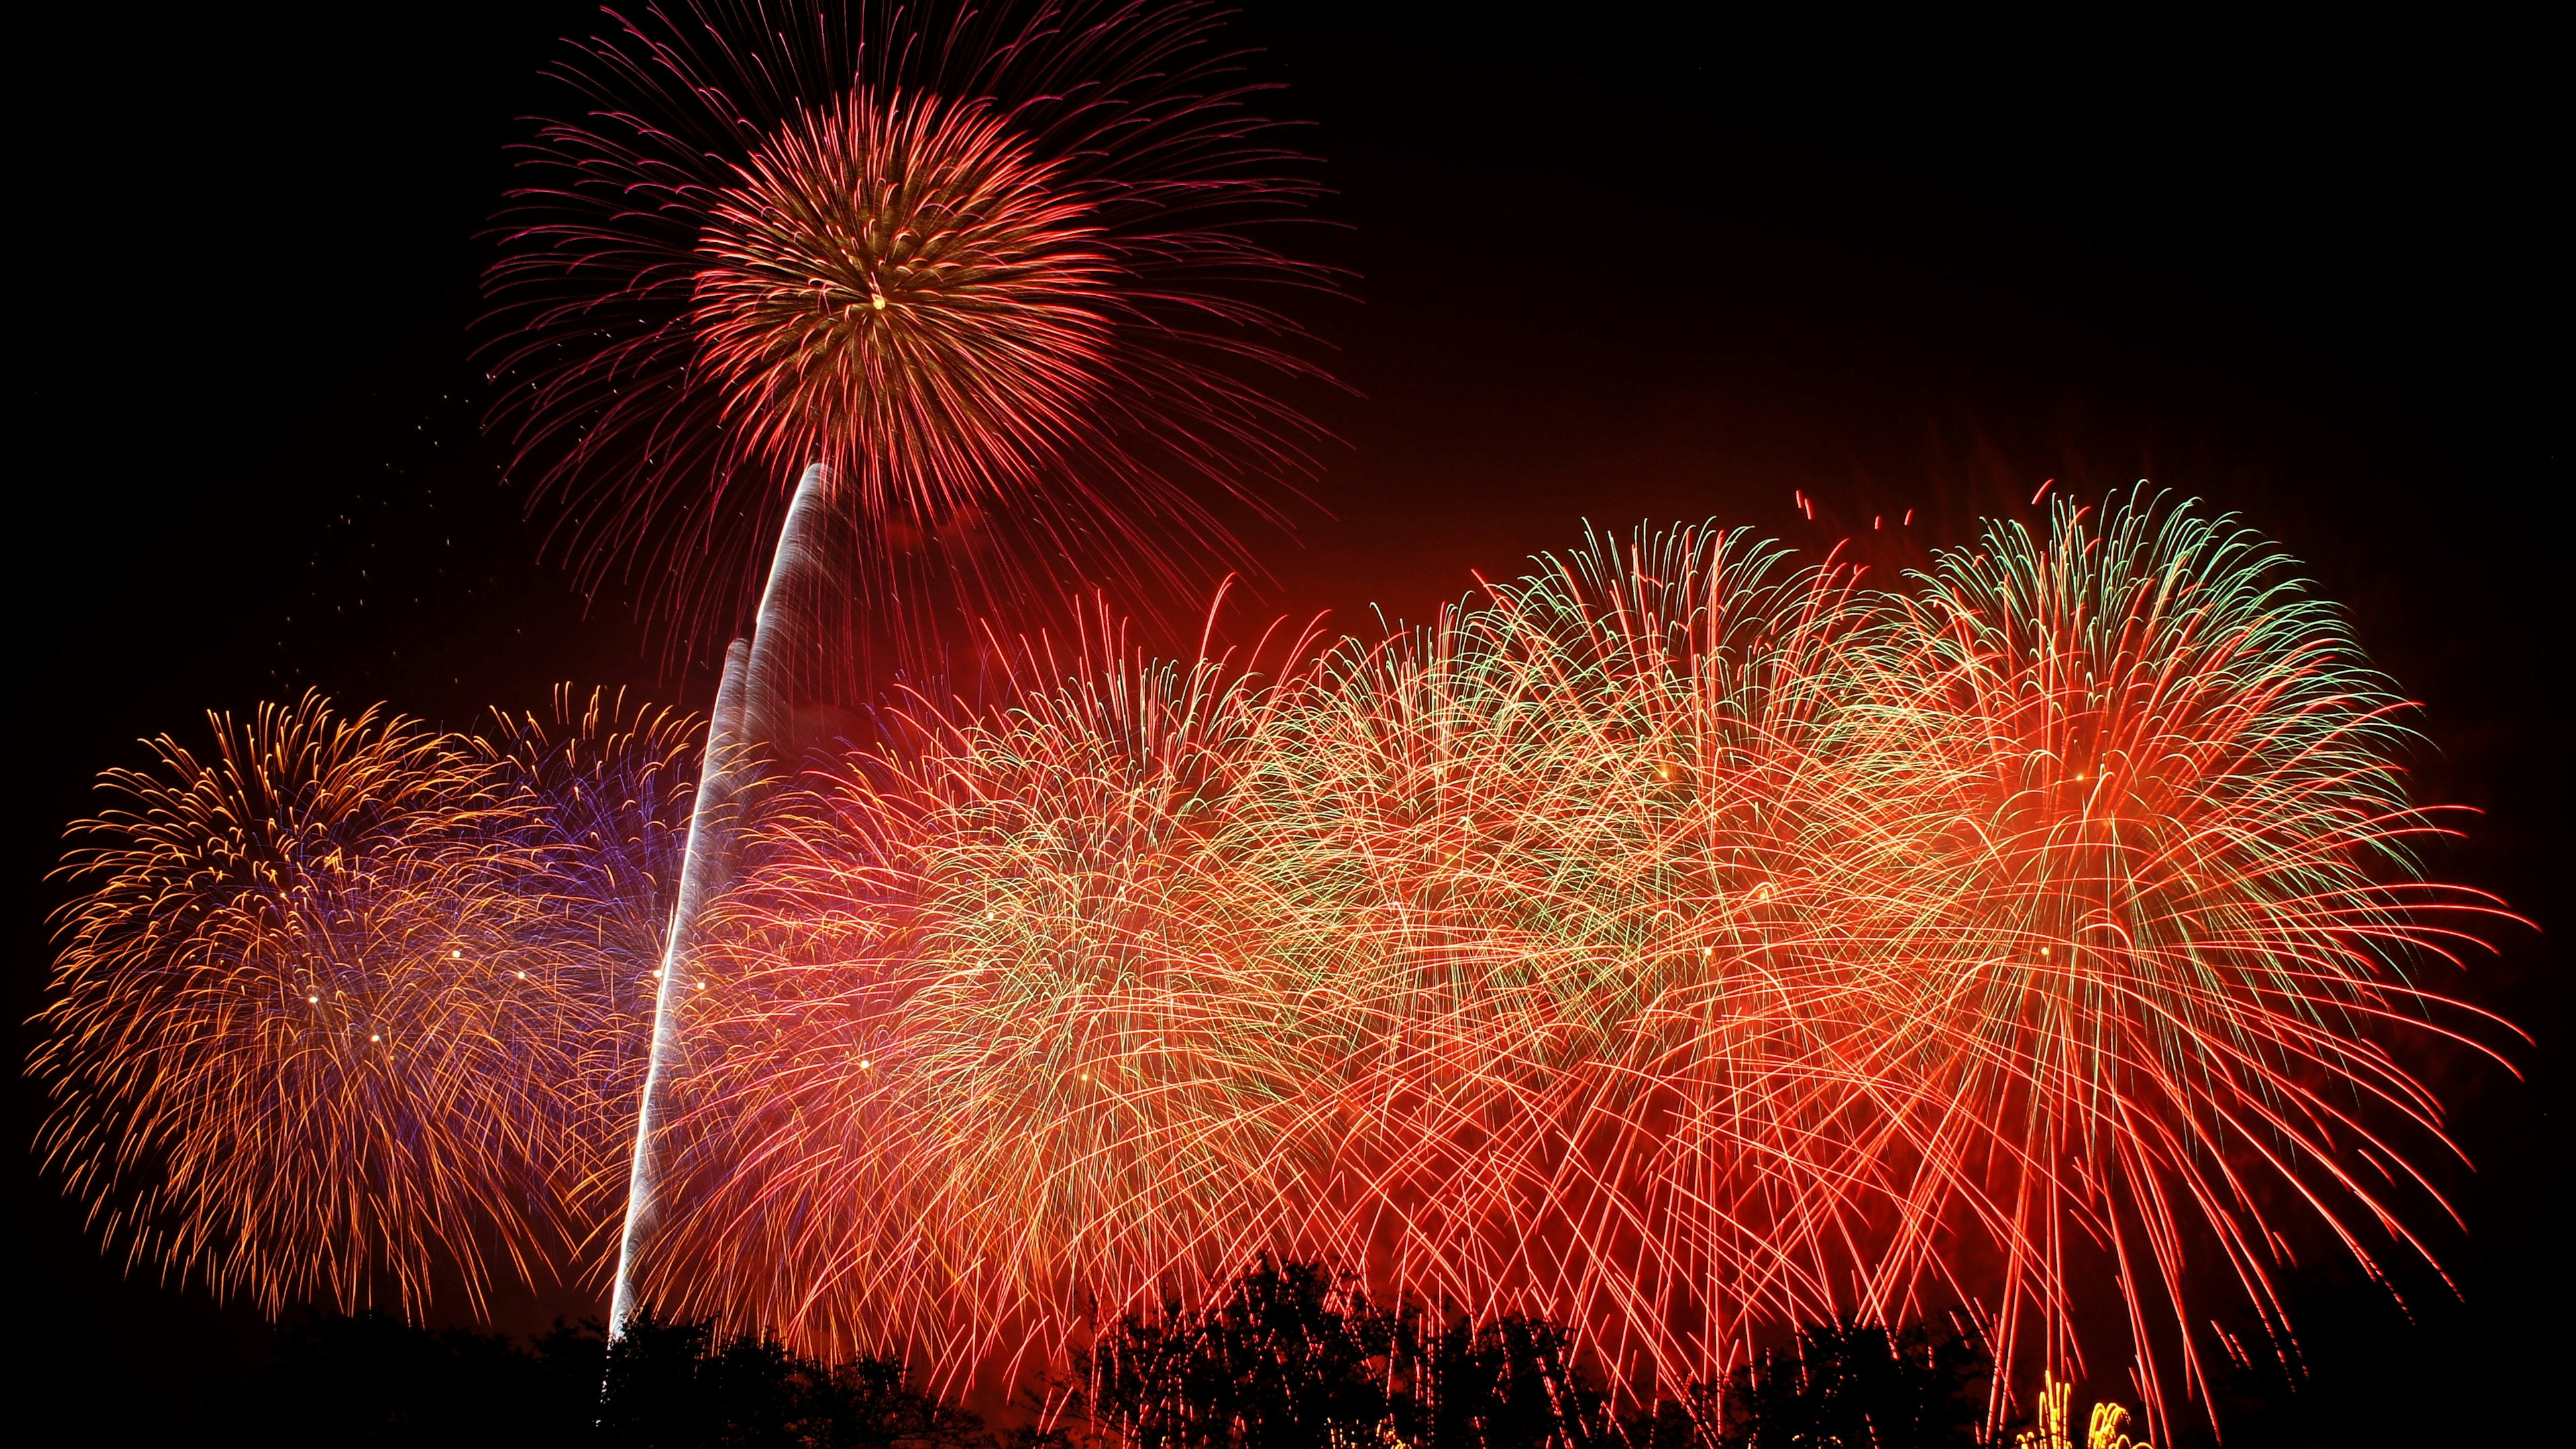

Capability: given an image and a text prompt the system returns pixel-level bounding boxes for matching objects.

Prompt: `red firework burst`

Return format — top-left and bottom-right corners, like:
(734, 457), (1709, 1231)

(614, 498), (2516, 1436)
(484, 0), (1338, 670)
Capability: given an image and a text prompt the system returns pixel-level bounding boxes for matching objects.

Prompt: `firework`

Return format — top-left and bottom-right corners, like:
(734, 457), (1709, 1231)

(33, 690), (695, 1313)
(492, 0), (1340, 1338)
(1811, 498), (2509, 1430)
(34, 498), (2510, 1435)
(484, 0), (1337, 669)
(1203, 522), (1894, 1375)
(478, 686), (704, 1273)
(1341, 498), (2500, 1436)
(631, 496), (2506, 1432)
(642, 606), (1330, 1379)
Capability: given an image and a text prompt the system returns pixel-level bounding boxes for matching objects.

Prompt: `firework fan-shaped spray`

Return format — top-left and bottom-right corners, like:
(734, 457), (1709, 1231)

(34, 696), (578, 1315)
(1816, 493), (2511, 1435)
(1230, 502), (2507, 1430)
(1220, 525), (1927, 1383)
(484, 0), (1338, 674)
(31, 691), (700, 1315)
(623, 500), (2511, 1431)
(645, 606), (1332, 1381)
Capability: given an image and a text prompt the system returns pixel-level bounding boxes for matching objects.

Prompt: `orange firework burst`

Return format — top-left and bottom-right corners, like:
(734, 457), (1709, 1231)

(690, 89), (1115, 509)
(32, 690), (696, 1313)
(485, 0), (1337, 661)
(623, 496), (2510, 1434)
(641, 607), (1328, 1379)
(1812, 499), (2515, 1426)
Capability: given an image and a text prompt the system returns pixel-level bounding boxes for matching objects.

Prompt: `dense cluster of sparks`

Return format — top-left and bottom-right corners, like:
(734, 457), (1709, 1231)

(484, 0), (1334, 663)
(32, 690), (695, 1316)
(627, 501), (2507, 1433)
(37, 497), (2473, 1428)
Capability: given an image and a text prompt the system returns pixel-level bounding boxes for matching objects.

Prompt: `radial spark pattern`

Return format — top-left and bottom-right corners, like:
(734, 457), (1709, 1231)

(648, 612), (1324, 1378)
(485, 0), (1335, 661)
(33, 691), (695, 1313)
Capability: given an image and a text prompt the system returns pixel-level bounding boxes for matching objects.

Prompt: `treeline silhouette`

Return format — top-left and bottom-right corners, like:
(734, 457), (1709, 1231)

(1086, 1260), (1988, 1449)
(206, 1261), (1998, 1447)
(225, 1307), (1012, 1448)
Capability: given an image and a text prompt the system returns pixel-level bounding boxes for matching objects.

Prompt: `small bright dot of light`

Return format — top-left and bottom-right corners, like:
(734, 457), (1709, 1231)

(308, 996), (319, 1004)
(370, 1034), (381, 1042)
(451, 949), (462, 959)
(517, 971), (528, 980)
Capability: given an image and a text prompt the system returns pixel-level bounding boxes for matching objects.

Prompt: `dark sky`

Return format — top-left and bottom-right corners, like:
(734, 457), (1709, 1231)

(10, 3), (2565, 1440)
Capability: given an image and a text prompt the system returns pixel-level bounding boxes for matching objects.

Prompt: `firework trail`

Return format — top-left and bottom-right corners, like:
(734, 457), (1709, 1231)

(32, 691), (695, 1313)
(610, 637), (756, 1333)
(484, 0), (1338, 672)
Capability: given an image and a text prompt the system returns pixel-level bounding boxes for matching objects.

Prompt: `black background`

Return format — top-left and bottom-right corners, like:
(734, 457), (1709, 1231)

(9, 3), (2565, 1441)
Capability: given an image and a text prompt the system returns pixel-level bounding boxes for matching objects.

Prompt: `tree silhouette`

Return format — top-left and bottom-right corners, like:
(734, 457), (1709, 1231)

(212, 1277), (1998, 1448)
(1422, 1311), (1615, 1449)
(225, 1305), (992, 1448)
(1713, 1317), (1988, 1449)
(1084, 1259), (1619, 1449)
(1088, 1260), (1403, 1449)
(600, 1307), (995, 1449)
(244, 1309), (604, 1448)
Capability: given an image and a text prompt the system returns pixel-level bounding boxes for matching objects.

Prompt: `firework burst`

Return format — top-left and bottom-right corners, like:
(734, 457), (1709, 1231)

(625, 496), (2509, 1432)
(1813, 497), (2512, 1426)
(641, 606), (1328, 1379)
(484, 0), (1338, 668)
(32, 690), (696, 1313)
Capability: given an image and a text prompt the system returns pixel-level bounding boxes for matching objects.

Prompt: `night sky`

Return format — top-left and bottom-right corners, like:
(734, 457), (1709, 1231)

(11, 3), (2564, 1440)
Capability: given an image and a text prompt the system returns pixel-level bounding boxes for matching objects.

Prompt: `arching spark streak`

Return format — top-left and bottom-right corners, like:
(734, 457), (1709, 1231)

(609, 639), (751, 1334)
(611, 462), (834, 1333)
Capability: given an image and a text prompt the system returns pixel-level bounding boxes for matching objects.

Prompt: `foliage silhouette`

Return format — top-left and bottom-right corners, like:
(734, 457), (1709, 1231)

(241, 1309), (604, 1447)
(1085, 1258), (1618, 1449)
(1087, 1263), (1998, 1449)
(1088, 1260), (1406, 1449)
(223, 1306), (989, 1448)
(1422, 1311), (1617, 1449)
(1712, 1316), (1989, 1449)
(208, 1275), (1996, 1449)
(600, 1307), (993, 1449)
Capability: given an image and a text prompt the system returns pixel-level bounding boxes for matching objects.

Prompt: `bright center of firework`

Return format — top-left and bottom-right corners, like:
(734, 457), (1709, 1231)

(690, 89), (1115, 502)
